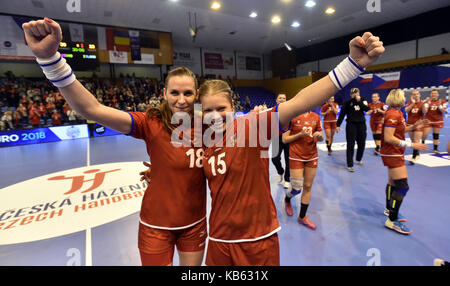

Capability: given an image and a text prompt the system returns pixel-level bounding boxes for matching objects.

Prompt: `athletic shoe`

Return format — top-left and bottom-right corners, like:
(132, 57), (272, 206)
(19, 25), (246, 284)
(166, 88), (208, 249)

(328, 150), (332, 156)
(298, 216), (316, 230)
(283, 181), (291, 189)
(383, 208), (407, 222)
(374, 149), (380, 156)
(348, 167), (355, 172)
(285, 200), (293, 216)
(434, 150), (441, 155)
(433, 258), (449, 266)
(356, 161), (363, 166)
(409, 157), (416, 165)
(384, 218), (412, 235)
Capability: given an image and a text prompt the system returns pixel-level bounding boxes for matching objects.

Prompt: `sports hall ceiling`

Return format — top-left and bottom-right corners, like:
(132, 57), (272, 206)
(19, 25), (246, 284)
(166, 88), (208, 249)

(0, 0), (447, 54)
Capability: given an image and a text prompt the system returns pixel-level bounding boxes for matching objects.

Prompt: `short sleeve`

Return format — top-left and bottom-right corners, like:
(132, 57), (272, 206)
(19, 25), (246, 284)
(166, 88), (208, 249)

(127, 112), (147, 139)
(384, 112), (399, 128)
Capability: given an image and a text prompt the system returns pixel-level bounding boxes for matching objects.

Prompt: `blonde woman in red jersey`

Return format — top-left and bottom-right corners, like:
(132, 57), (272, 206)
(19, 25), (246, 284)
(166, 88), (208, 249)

(282, 111), (323, 230)
(321, 97), (339, 155)
(197, 33), (384, 266)
(422, 89), (448, 154)
(380, 89), (428, 235)
(367, 93), (386, 155)
(22, 19), (207, 266)
(405, 90), (424, 164)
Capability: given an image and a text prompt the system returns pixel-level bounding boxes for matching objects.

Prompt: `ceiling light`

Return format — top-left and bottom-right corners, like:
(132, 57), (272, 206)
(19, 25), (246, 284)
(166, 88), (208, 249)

(249, 12), (258, 18)
(305, 1), (316, 8)
(291, 21), (300, 28)
(284, 43), (292, 51)
(325, 7), (336, 14)
(169, 0), (178, 2)
(211, 1), (221, 10)
(271, 15), (281, 24)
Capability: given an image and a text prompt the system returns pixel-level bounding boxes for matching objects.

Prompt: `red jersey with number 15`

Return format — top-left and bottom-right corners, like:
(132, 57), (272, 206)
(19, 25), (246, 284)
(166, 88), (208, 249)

(203, 107), (282, 243)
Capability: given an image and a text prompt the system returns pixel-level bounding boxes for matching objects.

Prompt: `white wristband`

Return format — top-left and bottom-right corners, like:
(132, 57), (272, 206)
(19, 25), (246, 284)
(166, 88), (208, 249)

(329, 56), (365, 90)
(36, 52), (76, 88)
(399, 140), (412, 148)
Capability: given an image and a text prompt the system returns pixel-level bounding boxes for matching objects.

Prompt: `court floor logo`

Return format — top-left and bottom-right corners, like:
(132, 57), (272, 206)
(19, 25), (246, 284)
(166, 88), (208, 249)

(405, 153), (450, 168)
(0, 162), (147, 245)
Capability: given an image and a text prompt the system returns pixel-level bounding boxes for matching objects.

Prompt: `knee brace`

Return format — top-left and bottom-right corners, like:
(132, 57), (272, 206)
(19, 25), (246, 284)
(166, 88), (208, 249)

(373, 134), (382, 141)
(433, 133), (440, 140)
(393, 178), (409, 197)
(287, 177), (304, 198)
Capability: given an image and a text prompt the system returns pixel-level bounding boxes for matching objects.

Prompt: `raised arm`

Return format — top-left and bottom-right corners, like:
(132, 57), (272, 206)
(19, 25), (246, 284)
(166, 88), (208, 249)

(22, 18), (132, 134)
(277, 32), (384, 127)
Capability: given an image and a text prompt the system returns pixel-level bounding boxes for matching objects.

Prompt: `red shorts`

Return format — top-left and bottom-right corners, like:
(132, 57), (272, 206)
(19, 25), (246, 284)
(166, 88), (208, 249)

(406, 123), (424, 133)
(424, 122), (444, 129)
(289, 158), (318, 169)
(381, 156), (405, 169)
(138, 218), (207, 266)
(205, 233), (280, 266)
(323, 121), (337, 130)
(370, 120), (383, 133)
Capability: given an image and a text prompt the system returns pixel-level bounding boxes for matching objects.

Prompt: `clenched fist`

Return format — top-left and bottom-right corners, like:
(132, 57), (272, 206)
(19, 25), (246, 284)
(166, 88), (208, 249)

(22, 17), (62, 59)
(349, 32), (385, 69)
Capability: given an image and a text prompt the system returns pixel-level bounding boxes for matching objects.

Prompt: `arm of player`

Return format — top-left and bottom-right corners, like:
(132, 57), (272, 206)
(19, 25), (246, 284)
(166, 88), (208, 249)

(384, 127), (428, 151)
(312, 131), (324, 142)
(405, 102), (414, 113)
(282, 130), (307, 144)
(277, 32), (385, 127)
(22, 18), (132, 134)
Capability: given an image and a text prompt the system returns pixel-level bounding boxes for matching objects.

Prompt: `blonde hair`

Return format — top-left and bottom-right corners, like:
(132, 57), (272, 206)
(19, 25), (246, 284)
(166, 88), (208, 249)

(146, 67), (198, 132)
(198, 80), (233, 105)
(386, 89), (405, 108)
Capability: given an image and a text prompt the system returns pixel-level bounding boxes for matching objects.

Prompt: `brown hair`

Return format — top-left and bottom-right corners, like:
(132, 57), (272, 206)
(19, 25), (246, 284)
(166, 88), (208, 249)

(198, 80), (233, 105)
(351, 88), (360, 94)
(146, 67), (198, 132)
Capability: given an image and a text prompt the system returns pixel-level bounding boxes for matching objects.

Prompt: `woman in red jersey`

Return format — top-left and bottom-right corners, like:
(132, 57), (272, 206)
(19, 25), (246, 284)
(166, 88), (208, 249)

(321, 96), (339, 155)
(197, 31), (384, 265)
(422, 89), (448, 154)
(22, 18), (207, 266)
(405, 90), (424, 164)
(367, 93), (386, 155)
(282, 111), (323, 230)
(380, 89), (428, 235)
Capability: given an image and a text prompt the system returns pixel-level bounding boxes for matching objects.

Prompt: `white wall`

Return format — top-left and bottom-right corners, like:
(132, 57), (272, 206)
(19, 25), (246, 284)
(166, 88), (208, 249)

(236, 52), (263, 80)
(114, 64), (161, 79)
(296, 33), (449, 74)
(172, 46), (202, 76)
(0, 61), (44, 78)
(418, 33), (450, 58)
(296, 60), (318, 77)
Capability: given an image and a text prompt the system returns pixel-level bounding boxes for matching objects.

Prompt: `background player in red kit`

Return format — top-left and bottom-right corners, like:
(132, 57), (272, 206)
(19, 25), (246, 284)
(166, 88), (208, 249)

(405, 90), (424, 164)
(380, 89), (428, 235)
(321, 97), (339, 155)
(22, 18), (207, 266)
(422, 89), (448, 154)
(367, 93), (386, 155)
(282, 111), (323, 230)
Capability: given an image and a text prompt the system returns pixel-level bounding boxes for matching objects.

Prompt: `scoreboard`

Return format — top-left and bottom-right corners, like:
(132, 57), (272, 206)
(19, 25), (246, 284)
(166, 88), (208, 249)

(58, 41), (99, 71)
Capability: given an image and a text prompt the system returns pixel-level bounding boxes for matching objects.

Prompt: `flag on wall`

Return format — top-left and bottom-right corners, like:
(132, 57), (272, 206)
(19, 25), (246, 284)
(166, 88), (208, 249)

(373, 72), (401, 89)
(129, 30), (141, 61)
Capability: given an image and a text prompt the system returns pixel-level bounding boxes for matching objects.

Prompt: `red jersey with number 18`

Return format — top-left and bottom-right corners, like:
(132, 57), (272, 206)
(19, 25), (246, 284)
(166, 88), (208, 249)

(128, 112), (206, 229)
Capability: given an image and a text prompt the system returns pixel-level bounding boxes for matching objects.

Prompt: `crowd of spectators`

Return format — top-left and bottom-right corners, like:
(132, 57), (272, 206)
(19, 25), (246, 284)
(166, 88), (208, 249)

(0, 72), (164, 131)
